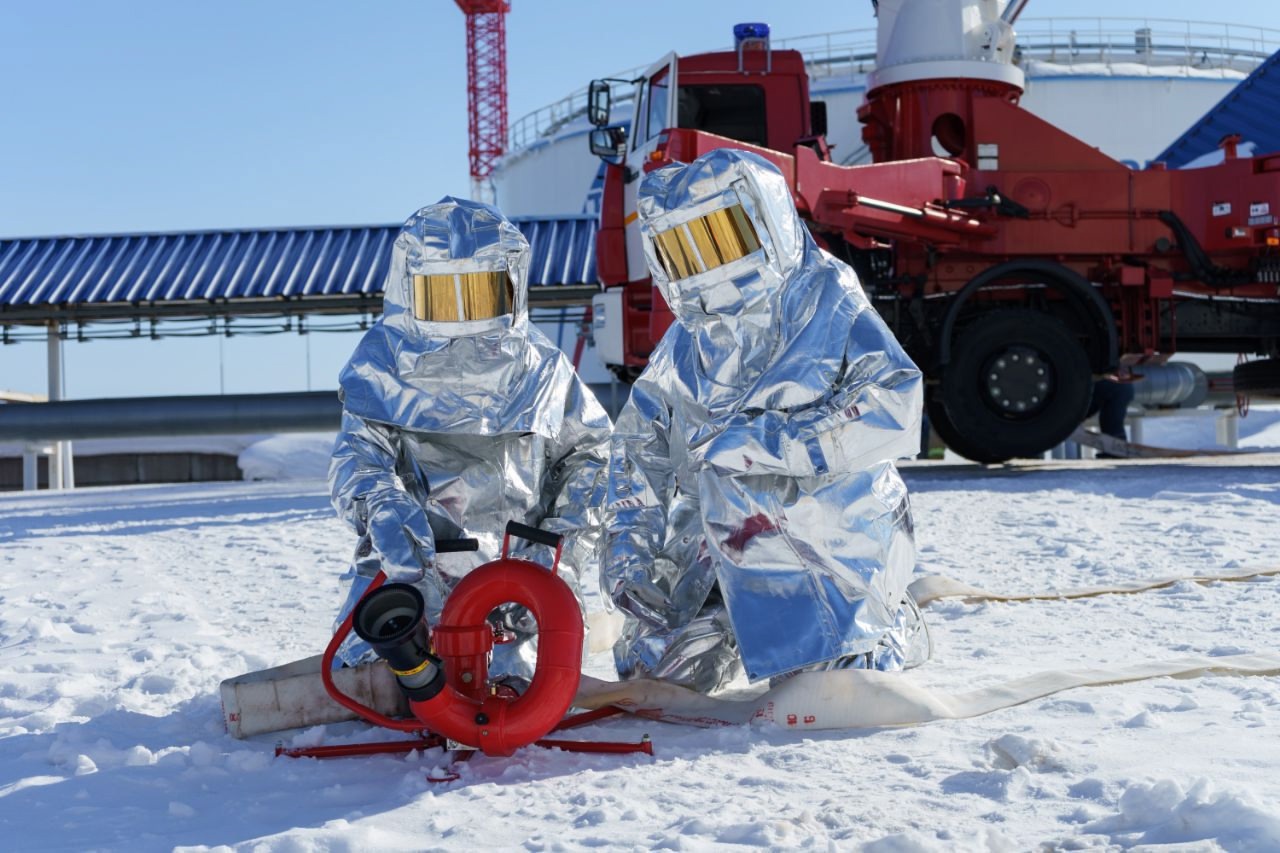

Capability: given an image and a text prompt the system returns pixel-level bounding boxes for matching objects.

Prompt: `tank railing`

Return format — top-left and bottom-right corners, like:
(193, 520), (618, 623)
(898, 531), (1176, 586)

(508, 62), (647, 150)
(771, 28), (878, 79)
(1015, 18), (1280, 73)
(506, 17), (1280, 151)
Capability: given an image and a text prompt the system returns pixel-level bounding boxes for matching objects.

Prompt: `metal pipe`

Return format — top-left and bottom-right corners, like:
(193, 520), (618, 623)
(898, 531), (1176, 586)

(854, 195), (925, 217)
(0, 391), (341, 442)
(1001, 0), (1032, 25)
(1129, 362), (1209, 408)
(0, 284), (599, 327)
(1, 385), (626, 443)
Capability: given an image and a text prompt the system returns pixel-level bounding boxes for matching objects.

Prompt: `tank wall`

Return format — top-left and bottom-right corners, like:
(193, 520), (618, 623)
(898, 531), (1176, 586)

(1019, 74), (1239, 165)
(493, 123), (604, 218)
(808, 84), (872, 165)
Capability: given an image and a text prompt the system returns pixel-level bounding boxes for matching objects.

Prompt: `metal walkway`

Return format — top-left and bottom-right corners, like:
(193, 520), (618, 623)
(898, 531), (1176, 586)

(0, 215), (598, 328)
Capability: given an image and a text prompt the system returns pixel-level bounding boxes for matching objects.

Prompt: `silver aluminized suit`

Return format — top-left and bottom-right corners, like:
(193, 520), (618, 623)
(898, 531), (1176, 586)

(330, 198), (610, 676)
(602, 149), (929, 693)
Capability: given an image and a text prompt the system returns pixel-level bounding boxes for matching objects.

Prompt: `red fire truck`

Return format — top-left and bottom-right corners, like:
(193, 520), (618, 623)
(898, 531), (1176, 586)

(585, 16), (1280, 463)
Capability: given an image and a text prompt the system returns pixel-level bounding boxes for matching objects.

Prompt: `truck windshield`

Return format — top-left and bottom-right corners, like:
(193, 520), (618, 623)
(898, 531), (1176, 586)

(677, 84), (767, 147)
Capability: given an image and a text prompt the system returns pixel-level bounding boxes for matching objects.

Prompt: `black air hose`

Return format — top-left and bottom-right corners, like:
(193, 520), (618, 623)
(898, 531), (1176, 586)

(1157, 211), (1253, 288)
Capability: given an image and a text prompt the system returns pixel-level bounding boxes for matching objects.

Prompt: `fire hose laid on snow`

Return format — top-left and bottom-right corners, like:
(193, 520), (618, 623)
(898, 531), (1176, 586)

(566, 568), (1280, 730)
(222, 564), (1280, 757)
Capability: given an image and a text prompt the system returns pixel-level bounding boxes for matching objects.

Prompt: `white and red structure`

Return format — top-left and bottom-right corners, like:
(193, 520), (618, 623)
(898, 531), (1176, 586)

(576, 3), (1280, 462)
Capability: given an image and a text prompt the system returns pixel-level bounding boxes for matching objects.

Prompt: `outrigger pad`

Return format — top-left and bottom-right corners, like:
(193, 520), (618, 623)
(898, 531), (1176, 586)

(220, 655), (409, 739)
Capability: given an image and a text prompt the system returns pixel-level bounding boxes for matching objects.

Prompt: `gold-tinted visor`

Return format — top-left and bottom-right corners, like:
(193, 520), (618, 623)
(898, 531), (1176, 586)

(651, 203), (761, 280)
(411, 271), (514, 322)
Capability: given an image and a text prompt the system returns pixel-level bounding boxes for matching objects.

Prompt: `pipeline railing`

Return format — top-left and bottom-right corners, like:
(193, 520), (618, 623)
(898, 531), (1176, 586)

(505, 17), (1280, 151)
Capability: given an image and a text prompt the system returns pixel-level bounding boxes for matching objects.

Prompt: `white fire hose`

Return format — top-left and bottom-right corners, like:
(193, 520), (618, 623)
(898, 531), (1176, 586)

(571, 568), (1280, 730)
(223, 568), (1280, 738)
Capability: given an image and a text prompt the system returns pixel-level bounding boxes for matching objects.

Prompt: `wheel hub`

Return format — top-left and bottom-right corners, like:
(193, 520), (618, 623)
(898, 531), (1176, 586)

(982, 345), (1053, 417)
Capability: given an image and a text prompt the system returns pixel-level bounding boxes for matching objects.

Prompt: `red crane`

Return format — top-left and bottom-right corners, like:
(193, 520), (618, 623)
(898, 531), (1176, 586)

(454, 0), (510, 203)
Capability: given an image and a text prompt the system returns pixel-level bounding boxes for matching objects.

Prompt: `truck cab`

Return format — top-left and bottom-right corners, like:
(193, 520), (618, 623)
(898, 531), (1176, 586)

(587, 26), (825, 376)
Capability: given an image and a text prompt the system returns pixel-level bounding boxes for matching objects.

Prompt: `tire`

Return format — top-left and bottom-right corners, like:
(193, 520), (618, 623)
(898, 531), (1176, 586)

(939, 309), (1093, 463)
(1233, 358), (1280, 396)
(925, 392), (995, 462)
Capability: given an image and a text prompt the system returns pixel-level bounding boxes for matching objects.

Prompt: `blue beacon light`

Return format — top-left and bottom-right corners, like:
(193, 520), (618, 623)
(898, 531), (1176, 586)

(733, 23), (770, 45)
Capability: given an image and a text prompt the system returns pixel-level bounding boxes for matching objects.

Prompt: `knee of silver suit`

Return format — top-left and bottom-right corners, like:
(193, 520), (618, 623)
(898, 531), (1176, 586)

(615, 606), (743, 694)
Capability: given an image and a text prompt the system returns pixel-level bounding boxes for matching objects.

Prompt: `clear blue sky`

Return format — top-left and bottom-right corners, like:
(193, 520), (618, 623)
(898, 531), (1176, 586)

(3, 0), (1277, 398)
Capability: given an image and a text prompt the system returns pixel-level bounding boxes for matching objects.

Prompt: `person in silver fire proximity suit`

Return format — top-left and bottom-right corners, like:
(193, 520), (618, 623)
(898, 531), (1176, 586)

(602, 149), (930, 693)
(329, 198), (610, 679)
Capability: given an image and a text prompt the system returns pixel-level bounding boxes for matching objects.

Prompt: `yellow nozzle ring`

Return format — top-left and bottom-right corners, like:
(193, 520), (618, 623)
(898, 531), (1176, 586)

(391, 658), (433, 678)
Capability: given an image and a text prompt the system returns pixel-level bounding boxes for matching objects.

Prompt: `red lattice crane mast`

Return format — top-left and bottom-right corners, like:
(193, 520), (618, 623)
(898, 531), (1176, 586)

(454, 0), (510, 203)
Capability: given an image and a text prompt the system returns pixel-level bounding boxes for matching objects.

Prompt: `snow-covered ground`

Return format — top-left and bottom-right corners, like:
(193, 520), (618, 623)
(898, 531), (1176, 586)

(2, 453), (1279, 850)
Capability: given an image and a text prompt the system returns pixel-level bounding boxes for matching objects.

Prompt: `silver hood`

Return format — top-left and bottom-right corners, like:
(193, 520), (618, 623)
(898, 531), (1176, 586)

(330, 198), (611, 674)
(338, 197), (567, 438)
(603, 149), (927, 690)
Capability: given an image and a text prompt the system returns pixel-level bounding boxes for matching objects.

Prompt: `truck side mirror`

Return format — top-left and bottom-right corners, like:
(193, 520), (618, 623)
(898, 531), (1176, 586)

(810, 101), (828, 138)
(588, 80), (612, 127)
(589, 125), (628, 163)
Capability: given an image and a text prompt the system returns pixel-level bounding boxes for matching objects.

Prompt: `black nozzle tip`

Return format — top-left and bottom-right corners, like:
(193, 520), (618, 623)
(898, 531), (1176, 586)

(352, 583), (425, 645)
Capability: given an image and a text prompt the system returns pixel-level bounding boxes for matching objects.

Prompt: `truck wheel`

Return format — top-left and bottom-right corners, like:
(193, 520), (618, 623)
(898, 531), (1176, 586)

(940, 310), (1093, 463)
(925, 393), (994, 461)
(1233, 358), (1280, 396)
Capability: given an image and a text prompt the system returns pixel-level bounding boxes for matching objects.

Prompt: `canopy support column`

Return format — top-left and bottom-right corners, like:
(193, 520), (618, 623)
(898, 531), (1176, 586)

(47, 322), (74, 490)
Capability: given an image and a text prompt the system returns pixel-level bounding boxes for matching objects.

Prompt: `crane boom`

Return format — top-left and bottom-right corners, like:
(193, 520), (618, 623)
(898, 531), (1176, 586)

(454, 1), (510, 202)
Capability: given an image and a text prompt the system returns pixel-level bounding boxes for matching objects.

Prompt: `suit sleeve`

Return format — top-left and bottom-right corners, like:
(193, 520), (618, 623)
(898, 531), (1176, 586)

(328, 409), (441, 586)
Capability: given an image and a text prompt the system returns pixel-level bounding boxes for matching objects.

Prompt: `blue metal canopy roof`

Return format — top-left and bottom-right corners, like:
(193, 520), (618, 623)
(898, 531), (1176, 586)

(0, 215), (598, 326)
(1157, 48), (1280, 168)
